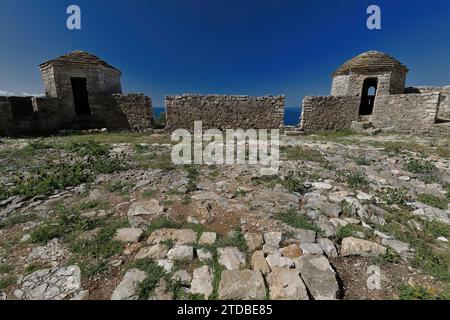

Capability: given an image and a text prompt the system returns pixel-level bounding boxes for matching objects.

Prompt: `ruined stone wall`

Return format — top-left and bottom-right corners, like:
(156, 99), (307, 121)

(300, 96), (360, 131)
(165, 94), (285, 131)
(372, 93), (441, 134)
(31, 97), (63, 134)
(405, 86), (450, 118)
(111, 94), (153, 130)
(0, 97), (12, 135)
(331, 71), (406, 97)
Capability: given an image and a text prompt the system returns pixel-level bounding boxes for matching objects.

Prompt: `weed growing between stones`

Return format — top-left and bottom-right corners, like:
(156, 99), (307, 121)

(276, 209), (323, 235)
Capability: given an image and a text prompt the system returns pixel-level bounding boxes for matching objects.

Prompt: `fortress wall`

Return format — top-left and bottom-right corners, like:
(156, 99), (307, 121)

(406, 86), (450, 118)
(165, 94), (285, 131)
(372, 93), (441, 134)
(0, 97), (12, 135)
(300, 96), (360, 132)
(111, 94), (153, 130)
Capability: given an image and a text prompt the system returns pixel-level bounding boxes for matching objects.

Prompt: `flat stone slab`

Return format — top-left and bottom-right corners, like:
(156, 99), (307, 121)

(300, 243), (324, 255)
(266, 254), (294, 269)
(14, 265), (82, 300)
(134, 244), (169, 260)
(267, 268), (309, 300)
(341, 237), (386, 257)
(244, 233), (264, 251)
(317, 238), (338, 258)
(199, 232), (217, 245)
(280, 243), (302, 258)
(127, 200), (165, 227)
(218, 270), (266, 300)
(114, 228), (143, 243)
(294, 255), (340, 300)
(251, 251), (271, 275)
(111, 268), (147, 300)
(218, 247), (246, 270)
(381, 239), (414, 254)
(147, 228), (198, 245)
(190, 266), (213, 299)
(167, 245), (194, 261)
(264, 232), (283, 248)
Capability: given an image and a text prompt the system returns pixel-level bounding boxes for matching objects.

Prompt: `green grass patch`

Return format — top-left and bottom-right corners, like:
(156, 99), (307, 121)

(276, 209), (323, 235)
(417, 194), (448, 210)
(283, 173), (310, 194)
(335, 224), (374, 244)
(382, 188), (408, 206)
(0, 213), (37, 230)
(339, 170), (370, 189)
(404, 159), (436, 174)
(30, 204), (127, 277)
(398, 284), (441, 300)
(0, 276), (16, 290)
(0, 263), (13, 275)
(142, 188), (158, 198)
(282, 146), (327, 163)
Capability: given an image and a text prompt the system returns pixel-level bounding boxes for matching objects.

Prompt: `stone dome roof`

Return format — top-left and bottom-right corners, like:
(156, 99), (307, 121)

(333, 51), (408, 77)
(39, 51), (120, 73)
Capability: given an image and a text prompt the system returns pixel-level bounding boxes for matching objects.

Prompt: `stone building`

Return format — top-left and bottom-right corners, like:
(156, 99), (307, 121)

(0, 51), (153, 136)
(301, 51), (450, 134)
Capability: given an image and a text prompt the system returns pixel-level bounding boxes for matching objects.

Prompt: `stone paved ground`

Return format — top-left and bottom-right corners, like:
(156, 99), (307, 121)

(0, 131), (449, 300)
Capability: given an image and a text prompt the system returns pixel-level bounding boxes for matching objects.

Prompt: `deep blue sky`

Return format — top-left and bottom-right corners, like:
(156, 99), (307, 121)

(1, 0), (450, 107)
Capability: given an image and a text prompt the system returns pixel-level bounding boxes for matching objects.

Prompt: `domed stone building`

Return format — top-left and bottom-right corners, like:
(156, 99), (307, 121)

(301, 50), (449, 134)
(331, 51), (409, 116)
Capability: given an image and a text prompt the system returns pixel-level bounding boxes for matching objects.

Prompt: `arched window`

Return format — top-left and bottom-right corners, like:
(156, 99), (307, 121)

(359, 78), (378, 115)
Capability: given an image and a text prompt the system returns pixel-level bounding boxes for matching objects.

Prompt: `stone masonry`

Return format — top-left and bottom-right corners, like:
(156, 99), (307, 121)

(300, 96), (360, 132)
(372, 93), (441, 134)
(165, 94), (285, 132)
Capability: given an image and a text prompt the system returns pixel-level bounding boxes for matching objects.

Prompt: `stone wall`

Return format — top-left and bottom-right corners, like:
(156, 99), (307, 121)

(372, 93), (441, 134)
(111, 94), (153, 130)
(0, 97), (12, 135)
(0, 93), (152, 136)
(300, 96), (360, 131)
(331, 71), (406, 97)
(406, 86), (450, 118)
(165, 94), (285, 131)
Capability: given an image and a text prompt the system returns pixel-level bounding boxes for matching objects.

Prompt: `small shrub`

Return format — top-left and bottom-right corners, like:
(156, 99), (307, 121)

(404, 159), (436, 174)
(345, 170), (370, 189)
(277, 209), (323, 235)
(127, 258), (167, 300)
(355, 156), (371, 166)
(398, 285), (439, 300)
(383, 188), (407, 206)
(216, 229), (249, 256)
(0, 276), (16, 290)
(283, 174), (309, 194)
(336, 224), (372, 244)
(106, 181), (133, 193)
(375, 248), (401, 265)
(340, 200), (354, 217)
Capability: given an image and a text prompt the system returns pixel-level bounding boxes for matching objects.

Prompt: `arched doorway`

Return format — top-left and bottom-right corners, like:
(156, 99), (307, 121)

(359, 78), (378, 115)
